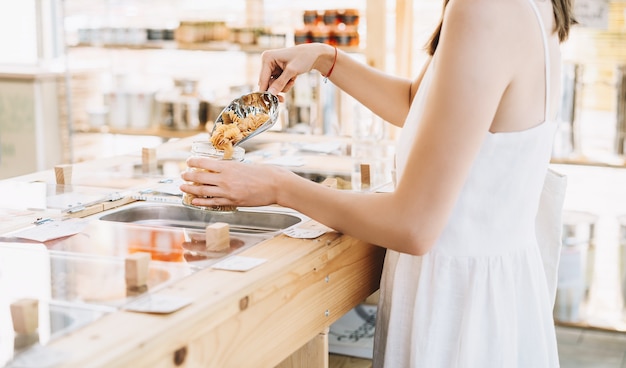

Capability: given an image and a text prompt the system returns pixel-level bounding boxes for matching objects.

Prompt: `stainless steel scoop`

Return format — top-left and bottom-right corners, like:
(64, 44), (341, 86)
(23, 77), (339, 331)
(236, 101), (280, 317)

(210, 91), (279, 147)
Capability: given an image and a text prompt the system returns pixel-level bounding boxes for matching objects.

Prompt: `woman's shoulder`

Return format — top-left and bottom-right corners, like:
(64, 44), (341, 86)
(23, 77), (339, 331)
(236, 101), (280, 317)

(442, 0), (536, 54)
(445, 0), (536, 29)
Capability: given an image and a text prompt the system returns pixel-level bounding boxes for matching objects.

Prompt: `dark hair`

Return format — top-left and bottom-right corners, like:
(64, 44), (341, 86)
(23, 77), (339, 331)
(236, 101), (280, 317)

(425, 0), (577, 56)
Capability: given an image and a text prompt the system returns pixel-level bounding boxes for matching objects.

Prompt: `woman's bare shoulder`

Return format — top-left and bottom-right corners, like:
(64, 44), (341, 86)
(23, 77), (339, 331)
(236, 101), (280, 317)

(444, 0), (530, 37)
(440, 0), (533, 66)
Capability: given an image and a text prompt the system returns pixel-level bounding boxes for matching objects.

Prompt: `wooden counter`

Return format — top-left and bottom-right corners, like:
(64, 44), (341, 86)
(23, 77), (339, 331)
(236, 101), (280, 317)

(46, 228), (384, 367)
(1, 133), (386, 367)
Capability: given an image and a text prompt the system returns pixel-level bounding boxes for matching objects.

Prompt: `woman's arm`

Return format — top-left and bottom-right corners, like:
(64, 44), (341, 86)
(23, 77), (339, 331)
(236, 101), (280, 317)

(183, 1), (516, 255)
(259, 43), (419, 127)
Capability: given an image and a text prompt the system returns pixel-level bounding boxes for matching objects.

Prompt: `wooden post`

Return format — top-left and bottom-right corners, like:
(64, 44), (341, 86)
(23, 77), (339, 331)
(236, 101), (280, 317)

(54, 164), (72, 185)
(360, 163), (371, 189)
(366, 0), (386, 71)
(275, 328), (330, 368)
(206, 222), (230, 252)
(125, 252), (151, 289)
(142, 147), (157, 174)
(10, 298), (39, 334)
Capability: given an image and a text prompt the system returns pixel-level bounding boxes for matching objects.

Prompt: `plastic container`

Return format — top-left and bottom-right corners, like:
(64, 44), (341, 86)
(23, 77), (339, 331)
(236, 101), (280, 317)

(182, 141), (245, 212)
(618, 215), (626, 310)
(553, 210), (597, 323)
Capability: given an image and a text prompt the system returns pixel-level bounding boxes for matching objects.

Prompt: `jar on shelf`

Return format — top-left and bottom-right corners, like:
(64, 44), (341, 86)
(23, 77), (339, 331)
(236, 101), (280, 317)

(323, 9), (339, 26)
(554, 210), (598, 323)
(348, 26), (360, 47)
(341, 9), (360, 26)
(294, 27), (311, 45)
(333, 27), (351, 47)
(311, 26), (331, 44)
(303, 10), (320, 26)
(618, 214), (626, 311)
(182, 141), (245, 212)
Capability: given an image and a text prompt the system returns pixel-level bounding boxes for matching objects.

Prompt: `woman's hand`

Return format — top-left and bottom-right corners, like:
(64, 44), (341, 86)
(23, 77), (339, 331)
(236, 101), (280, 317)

(179, 157), (289, 209)
(258, 43), (335, 100)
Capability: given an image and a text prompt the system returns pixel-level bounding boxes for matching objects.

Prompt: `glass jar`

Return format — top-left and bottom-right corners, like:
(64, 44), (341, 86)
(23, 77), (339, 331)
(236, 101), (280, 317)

(182, 141), (245, 212)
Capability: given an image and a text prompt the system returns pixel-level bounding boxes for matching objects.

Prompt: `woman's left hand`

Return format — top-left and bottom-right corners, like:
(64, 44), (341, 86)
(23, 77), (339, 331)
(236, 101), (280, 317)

(179, 157), (286, 209)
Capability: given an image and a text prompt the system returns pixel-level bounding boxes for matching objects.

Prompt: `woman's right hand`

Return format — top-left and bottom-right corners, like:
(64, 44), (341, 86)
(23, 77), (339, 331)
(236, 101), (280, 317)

(258, 43), (335, 99)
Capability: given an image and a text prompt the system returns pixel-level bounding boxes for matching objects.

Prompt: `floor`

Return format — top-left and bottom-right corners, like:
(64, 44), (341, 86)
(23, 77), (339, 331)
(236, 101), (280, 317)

(329, 325), (626, 368)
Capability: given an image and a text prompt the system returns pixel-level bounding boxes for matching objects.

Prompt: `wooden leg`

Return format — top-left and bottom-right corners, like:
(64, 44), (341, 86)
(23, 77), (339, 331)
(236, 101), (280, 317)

(276, 328), (329, 368)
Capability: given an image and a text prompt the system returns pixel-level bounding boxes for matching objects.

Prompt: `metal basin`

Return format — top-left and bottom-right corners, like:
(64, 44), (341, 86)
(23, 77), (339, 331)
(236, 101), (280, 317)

(99, 204), (302, 234)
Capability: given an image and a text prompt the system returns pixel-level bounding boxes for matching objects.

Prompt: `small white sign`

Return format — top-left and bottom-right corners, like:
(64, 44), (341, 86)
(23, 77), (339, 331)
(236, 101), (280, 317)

(124, 294), (193, 314)
(283, 220), (332, 239)
(11, 219), (89, 242)
(211, 256), (267, 272)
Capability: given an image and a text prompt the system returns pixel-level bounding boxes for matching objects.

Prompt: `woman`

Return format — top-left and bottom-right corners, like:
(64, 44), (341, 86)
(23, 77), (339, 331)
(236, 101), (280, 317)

(181, 0), (576, 366)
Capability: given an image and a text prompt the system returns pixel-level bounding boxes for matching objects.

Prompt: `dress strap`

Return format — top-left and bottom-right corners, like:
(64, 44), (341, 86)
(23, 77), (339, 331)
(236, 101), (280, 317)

(526, 0), (551, 120)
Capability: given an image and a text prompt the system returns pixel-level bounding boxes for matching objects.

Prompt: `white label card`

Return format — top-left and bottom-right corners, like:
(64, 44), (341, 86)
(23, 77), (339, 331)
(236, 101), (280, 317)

(11, 219), (89, 242)
(282, 220), (332, 239)
(124, 294), (193, 314)
(211, 256), (267, 272)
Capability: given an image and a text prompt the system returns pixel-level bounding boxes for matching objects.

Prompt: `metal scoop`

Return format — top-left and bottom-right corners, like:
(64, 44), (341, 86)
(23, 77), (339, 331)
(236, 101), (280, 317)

(210, 91), (279, 147)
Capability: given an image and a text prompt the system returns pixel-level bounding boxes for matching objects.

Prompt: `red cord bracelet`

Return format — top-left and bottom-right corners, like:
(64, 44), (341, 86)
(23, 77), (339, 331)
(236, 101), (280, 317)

(323, 46), (338, 83)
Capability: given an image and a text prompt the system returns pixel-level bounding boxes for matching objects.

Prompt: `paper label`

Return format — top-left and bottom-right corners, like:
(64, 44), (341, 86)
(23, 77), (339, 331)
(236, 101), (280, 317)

(211, 256), (266, 272)
(11, 219), (89, 242)
(282, 220), (332, 239)
(124, 294), (193, 314)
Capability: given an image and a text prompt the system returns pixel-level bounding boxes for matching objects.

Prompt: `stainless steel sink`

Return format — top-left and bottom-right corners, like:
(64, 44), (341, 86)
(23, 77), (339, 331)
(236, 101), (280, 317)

(99, 203), (302, 234)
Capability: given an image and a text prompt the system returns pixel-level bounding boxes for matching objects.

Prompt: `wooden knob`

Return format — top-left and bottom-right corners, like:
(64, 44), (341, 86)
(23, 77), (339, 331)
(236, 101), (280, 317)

(125, 252), (151, 288)
(10, 298), (39, 334)
(142, 147), (157, 173)
(360, 163), (371, 189)
(206, 222), (230, 252)
(54, 164), (73, 185)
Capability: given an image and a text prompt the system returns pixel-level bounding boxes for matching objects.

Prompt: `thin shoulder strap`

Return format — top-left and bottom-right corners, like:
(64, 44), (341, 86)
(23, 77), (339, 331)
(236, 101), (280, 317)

(527, 0), (551, 120)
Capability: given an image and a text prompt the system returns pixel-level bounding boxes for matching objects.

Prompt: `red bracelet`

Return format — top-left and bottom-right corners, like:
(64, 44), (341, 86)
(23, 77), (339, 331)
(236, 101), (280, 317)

(323, 46), (338, 83)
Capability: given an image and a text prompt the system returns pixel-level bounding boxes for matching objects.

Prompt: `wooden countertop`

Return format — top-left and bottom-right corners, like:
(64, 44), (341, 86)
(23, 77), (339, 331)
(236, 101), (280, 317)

(47, 228), (384, 367)
(1, 133), (386, 367)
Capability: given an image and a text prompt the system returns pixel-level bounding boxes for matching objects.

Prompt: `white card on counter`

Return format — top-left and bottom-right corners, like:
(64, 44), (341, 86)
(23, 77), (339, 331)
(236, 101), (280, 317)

(211, 256), (266, 272)
(11, 219), (89, 242)
(282, 221), (332, 239)
(124, 294), (193, 314)
(283, 227), (327, 239)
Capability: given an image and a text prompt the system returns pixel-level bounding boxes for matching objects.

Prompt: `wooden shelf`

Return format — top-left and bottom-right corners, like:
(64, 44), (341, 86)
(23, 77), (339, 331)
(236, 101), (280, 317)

(75, 125), (204, 139)
(555, 320), (626, 334)
(551, 156), (626, 169)
(69, 42), (364, 54)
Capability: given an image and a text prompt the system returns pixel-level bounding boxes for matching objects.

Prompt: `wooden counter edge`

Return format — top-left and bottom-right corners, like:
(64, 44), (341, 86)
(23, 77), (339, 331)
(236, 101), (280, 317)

(48, 232), (385, 368)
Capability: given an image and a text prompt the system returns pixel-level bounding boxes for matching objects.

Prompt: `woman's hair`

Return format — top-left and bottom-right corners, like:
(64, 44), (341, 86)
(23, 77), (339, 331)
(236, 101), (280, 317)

(425, 0), (577, 56)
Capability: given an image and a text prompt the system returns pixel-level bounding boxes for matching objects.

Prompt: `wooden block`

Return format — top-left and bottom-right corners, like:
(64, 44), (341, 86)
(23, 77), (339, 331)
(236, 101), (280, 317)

(360, 163), (371, 189)
(125, 252), (151, 288)
(142, 147), (157, 173)
(54, 164), (73, 185)
(206, 222), (230, 251)
(10, 299), (39, 334)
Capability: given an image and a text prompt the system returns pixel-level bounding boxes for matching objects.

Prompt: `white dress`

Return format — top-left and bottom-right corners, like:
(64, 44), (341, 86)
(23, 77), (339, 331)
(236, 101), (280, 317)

(373, 1), (561, 367)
